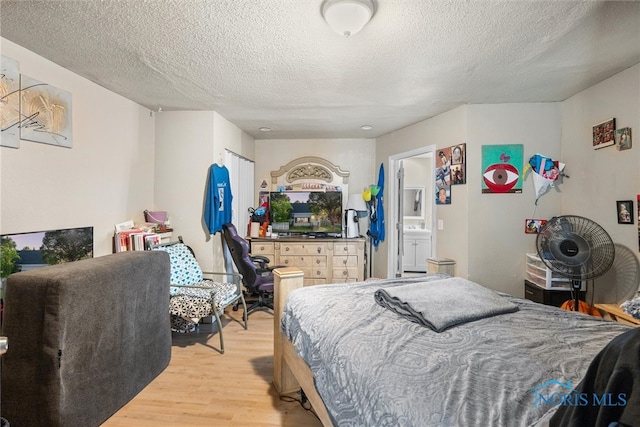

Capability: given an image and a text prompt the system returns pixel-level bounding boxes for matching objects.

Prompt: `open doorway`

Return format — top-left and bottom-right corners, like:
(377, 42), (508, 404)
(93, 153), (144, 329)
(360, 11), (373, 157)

(387, 145), (436, 278)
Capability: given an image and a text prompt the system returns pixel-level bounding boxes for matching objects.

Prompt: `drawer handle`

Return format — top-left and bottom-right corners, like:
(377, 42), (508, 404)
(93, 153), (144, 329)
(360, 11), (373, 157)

(317, 247), (321, 254)
(525, 290), (534, 295)
(260, 246), (265, 251)
(343, 259), (347, 265)
(343, 247), (348, 251)
(343, 270), (348, 276)
(284, 260), (290, 265)
(286, 247), (290, 252)
(316, 270), (321, 276)
(316, 259), (320, 264)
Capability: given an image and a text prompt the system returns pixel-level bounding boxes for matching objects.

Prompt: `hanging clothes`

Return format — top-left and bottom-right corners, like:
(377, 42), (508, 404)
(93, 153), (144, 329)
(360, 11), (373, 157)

(369, 163), (385, 247)
(204, 163), (233, 234)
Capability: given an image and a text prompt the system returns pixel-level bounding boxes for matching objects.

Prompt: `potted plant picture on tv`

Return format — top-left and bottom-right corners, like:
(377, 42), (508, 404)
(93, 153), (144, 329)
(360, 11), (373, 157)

(269, 193), (293, 231)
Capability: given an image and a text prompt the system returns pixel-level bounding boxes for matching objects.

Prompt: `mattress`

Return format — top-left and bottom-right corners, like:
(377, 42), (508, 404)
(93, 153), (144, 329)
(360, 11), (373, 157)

(280, 275), (632, 427)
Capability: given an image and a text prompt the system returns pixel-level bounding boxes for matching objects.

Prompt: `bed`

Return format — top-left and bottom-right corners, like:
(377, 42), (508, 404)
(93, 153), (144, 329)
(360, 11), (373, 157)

(272, 269), (635, 427)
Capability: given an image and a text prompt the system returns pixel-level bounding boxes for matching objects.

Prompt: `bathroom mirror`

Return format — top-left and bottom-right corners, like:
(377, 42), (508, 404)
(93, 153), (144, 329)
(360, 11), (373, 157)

(403, 187), (425, 219)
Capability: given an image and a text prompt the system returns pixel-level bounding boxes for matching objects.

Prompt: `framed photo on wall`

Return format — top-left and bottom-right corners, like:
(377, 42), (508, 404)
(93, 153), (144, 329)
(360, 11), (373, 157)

(525, 219), (547, 234)
(450, 143), (466, 185)
(617, 200), (633, 224)
(593, 118), (615, 150)
(615, 127), (632, 151)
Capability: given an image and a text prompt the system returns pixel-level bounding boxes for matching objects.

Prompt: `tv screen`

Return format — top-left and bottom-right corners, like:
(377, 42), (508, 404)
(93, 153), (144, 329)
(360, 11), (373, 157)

(1, 226), (94, 276)
(268, 191), (342, 234)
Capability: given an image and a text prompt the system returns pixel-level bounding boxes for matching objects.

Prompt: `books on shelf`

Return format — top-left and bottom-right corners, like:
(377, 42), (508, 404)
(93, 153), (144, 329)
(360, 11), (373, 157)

(113, 221), (173, 252)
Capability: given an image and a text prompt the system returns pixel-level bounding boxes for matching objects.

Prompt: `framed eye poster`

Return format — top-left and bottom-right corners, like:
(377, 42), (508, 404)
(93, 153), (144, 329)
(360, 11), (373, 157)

(481, 144), (523, 194)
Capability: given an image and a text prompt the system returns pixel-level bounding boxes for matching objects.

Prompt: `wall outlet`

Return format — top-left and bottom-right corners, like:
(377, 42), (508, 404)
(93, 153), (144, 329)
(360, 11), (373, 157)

(437, 219), (444, 230)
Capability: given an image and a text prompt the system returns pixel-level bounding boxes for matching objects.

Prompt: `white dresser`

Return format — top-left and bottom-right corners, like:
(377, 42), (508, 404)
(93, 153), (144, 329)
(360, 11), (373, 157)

(250, 237), (365, 285)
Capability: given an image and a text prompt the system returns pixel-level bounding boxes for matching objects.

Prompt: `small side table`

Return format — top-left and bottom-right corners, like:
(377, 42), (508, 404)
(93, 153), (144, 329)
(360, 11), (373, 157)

(427, 258), (456, 276)
(594, 303), (640, 327)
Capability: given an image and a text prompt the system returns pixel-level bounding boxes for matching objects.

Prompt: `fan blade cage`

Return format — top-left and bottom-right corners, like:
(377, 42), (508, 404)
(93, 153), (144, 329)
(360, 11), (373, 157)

(536, 215), (615, 280)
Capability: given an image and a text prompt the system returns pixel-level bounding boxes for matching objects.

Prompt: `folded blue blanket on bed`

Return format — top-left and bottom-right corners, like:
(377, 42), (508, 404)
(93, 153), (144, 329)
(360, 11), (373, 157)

(374, 277), (519, 332)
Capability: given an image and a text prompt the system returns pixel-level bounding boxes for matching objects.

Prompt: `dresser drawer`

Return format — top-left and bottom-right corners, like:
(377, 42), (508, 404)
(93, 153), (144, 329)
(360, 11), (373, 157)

(333, 267), (360, 280)
(333, 242), (359, 255)
(251, 242), (275, 256)
(524, 280), (583, 307)
(300, 267), (328, 280)
(280, 255), (326, 268)
(524, 281), (544, 304)
(280, 243), (327, 255)
(333, 255), (359, 267)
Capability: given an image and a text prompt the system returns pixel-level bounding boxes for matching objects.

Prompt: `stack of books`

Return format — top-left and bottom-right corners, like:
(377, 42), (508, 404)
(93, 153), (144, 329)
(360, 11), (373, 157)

(114, 220), (173, 252)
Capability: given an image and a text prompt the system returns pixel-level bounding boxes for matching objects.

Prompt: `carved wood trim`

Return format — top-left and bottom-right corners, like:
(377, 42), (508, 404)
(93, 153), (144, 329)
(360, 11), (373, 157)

(270, 156), (350, 185)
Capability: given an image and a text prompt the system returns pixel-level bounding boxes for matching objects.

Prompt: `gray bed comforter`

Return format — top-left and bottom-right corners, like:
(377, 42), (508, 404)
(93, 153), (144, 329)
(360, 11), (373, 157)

(280, 275), (632, 427)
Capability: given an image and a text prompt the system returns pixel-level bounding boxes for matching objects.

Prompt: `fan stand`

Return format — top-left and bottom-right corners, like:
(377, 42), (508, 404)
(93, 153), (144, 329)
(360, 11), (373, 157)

(571, 279), (582, 311)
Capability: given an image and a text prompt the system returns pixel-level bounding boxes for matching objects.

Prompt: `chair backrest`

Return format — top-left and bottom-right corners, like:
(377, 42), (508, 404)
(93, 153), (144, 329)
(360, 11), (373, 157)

(153, 242), (203, 293)
(222, 223), (259, 292)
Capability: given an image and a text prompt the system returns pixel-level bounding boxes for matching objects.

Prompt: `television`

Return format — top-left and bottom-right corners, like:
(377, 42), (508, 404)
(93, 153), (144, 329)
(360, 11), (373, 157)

(1, 226), (94, 276)
(267, 191), (343, 234)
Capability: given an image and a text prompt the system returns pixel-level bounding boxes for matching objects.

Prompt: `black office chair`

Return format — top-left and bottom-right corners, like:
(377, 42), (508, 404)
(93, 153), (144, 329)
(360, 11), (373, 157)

(221, 223), (275, 314)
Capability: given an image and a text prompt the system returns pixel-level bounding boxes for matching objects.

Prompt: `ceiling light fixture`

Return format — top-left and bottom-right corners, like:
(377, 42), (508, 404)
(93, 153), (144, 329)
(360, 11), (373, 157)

(361, 125), (373, 130)
(322, 0), (375, 38)
(259, 127), (271, 132)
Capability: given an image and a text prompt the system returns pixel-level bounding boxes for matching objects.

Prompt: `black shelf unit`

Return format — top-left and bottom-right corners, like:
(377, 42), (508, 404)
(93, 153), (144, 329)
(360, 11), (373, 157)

(524, 280), (586, 308)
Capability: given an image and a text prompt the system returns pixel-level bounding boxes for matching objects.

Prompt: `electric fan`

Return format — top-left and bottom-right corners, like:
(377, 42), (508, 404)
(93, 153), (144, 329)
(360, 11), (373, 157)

(536, 215), (615, 311)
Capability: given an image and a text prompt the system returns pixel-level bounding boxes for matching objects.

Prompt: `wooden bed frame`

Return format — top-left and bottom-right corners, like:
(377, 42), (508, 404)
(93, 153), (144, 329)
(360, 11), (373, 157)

(272, 267), (333, 426)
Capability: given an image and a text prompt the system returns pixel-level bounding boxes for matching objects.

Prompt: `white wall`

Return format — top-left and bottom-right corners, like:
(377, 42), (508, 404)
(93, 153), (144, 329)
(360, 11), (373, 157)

(0, 38), (155, 256)
(154, 111), (215, 264)
(466, 103), (562, 295)
(154, 111), (255, 271)
(376, 106), (469, 279)
(376, 103), (564, 295)
(561, 63), (640, 268)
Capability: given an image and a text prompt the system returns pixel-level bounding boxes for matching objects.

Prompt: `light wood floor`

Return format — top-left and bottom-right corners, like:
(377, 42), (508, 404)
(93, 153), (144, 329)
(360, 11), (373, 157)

(103, 308), (323, 427)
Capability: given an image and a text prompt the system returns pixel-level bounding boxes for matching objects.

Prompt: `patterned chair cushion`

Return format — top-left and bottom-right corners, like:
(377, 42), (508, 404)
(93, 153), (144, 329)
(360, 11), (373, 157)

(169, 280), (240, 332)
(154, 243), (203, 293)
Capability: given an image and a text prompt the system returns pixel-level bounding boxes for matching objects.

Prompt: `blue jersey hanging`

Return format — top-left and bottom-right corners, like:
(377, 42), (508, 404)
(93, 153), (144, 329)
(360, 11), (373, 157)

(204, 164), (233, 234)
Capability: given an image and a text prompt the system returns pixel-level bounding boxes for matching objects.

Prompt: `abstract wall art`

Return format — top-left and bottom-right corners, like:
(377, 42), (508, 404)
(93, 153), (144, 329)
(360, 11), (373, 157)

(20, 75), (72, 148)
(1, 55), (21, 148)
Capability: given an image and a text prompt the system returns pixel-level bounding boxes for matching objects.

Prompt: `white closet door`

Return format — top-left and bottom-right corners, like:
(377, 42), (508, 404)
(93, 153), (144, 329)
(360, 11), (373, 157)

(225, 150), (255, 233)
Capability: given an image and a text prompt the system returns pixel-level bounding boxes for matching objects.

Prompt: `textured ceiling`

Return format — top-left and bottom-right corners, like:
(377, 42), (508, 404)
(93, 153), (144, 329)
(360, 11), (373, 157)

(1, 0), (639, 140)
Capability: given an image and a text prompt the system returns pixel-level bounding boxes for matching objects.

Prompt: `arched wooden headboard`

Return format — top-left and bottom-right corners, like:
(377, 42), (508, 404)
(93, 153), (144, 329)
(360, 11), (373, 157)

(270, 156), (350, 188)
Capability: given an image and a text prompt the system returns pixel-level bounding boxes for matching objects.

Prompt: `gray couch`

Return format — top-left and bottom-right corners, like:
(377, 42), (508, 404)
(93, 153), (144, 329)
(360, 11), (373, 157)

(1, 250), (172, 426)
